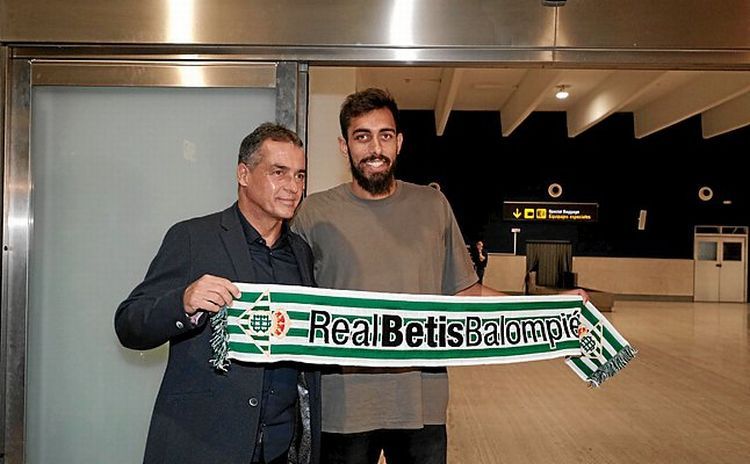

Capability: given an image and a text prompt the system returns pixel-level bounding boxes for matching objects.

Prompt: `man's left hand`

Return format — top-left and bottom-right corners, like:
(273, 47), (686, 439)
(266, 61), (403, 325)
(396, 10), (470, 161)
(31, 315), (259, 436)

(560, 288), (590, 303)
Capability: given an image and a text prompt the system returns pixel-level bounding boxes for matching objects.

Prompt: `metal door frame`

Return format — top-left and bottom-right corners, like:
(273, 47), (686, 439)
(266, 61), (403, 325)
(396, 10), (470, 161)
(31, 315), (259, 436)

(0, 52), (308, 464)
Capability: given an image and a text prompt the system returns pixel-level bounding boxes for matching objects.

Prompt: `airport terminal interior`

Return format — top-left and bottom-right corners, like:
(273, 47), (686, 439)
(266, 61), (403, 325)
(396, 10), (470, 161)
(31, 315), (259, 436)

(321, 66), (750, 464)
(2, 1), (750, 463)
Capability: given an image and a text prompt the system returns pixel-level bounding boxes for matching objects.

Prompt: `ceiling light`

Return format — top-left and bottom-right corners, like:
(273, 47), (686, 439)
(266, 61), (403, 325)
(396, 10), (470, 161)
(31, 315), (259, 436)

(555, 85), (570, 100)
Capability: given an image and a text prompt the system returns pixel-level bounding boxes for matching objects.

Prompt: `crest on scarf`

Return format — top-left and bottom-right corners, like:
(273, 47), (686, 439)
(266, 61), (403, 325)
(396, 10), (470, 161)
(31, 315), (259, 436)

(577, 323), (605, 363)
(235, 291), (290, 354)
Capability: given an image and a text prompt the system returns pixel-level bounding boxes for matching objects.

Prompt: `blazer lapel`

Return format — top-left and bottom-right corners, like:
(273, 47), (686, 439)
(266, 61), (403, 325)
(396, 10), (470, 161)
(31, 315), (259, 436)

(219, 204), (257, 284)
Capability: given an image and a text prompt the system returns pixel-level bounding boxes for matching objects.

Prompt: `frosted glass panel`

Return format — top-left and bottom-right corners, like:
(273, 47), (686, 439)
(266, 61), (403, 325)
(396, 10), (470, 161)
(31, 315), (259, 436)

(28, 86), (275, 464)
(697, 241), (718, 261)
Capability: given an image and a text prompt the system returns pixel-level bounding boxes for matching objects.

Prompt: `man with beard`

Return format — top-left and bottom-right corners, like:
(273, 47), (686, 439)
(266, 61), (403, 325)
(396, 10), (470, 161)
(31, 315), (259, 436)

(291, 88), (497, 464)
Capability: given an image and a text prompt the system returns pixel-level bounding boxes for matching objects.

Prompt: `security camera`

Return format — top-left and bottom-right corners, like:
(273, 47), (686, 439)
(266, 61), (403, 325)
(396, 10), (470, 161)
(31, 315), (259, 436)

(542, 0), (566, 6)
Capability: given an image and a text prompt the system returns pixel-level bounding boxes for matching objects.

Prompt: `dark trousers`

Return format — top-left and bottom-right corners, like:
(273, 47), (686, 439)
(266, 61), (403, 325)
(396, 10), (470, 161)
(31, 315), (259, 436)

(253, 451), (288, 464)
(321, 425), (446, 464)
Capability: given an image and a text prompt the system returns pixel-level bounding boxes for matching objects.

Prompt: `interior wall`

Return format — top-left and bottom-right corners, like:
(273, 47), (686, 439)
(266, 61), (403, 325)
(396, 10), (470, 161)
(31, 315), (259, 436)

(573, 257), (693, 296)
(307, 67), (355, 194)
(484, 254), (527, 293)
(484, 254), (693, 297)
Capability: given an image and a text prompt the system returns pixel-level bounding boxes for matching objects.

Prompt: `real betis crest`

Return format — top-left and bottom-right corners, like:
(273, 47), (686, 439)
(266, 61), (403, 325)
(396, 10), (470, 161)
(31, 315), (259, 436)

(233, 291), (290, 354)
(577, 323), (605, 363)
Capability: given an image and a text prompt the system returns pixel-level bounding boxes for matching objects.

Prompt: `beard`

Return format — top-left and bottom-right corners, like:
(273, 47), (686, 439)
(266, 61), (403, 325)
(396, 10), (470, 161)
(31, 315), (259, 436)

(349, 152), (397, 196)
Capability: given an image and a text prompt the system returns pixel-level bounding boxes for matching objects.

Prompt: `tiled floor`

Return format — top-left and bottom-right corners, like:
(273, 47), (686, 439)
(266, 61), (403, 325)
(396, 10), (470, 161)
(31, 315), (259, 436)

(446, 301), (750, 464)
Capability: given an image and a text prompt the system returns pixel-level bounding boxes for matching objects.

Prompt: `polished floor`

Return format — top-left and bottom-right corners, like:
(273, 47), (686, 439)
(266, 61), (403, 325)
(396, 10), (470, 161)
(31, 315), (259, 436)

(446, 301), (750, 464)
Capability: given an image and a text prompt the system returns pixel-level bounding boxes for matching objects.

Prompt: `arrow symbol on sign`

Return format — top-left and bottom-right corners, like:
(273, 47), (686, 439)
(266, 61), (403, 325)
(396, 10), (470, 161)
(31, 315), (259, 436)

(513, 208), (522, 219)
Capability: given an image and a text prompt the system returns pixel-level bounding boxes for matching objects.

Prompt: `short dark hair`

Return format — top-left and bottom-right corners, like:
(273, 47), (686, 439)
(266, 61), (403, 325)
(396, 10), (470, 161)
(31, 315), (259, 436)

(238, 122), (303, 168)
(339, 88), (400, 140)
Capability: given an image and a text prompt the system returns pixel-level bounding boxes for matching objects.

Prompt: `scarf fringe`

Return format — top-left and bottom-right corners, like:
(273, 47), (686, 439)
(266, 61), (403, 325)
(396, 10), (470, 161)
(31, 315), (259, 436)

(209, 307), (230, 372)
(587, 344), (637, 387)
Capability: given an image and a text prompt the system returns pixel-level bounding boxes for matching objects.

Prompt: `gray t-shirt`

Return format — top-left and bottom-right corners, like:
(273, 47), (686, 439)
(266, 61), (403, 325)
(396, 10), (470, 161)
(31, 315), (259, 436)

(292, 181), (477, 433)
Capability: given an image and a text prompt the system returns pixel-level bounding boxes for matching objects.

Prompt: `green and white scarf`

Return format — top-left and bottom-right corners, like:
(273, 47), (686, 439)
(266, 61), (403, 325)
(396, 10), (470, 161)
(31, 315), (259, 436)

(210, 283), (636, 387)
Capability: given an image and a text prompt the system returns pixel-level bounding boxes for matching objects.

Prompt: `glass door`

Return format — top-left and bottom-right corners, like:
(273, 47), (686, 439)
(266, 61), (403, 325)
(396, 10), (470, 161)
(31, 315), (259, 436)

(694, 237), (720, 301)
(3, 59), (305, 464)
(694, 228), (748, 303)
(718, 238), (746, 302)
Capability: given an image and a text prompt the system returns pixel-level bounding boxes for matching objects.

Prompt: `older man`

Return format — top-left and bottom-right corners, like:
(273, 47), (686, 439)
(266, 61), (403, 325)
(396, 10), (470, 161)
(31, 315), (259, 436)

(116, 123), (320, 464)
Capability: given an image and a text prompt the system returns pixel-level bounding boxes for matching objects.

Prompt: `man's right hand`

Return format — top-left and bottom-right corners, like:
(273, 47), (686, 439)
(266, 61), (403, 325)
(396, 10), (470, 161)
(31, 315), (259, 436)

(183, 275), (241, 315)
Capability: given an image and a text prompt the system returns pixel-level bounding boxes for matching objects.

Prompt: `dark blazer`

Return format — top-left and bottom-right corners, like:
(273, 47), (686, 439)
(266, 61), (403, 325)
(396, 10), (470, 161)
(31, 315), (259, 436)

(115, 204), (321, 464)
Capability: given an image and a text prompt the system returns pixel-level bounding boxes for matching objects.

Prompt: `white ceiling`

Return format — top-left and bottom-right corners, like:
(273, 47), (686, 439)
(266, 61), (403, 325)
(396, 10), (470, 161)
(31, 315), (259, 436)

(355, 67), (750, 139)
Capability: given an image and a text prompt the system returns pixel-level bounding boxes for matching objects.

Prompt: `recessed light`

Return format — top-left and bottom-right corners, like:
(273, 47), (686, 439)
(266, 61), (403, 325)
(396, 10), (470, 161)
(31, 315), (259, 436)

(555, 85), (570, 100)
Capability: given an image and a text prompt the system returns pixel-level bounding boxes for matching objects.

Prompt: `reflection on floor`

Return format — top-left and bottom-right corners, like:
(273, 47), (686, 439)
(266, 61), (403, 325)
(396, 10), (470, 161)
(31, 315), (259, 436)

(447, 301), (750, 464)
